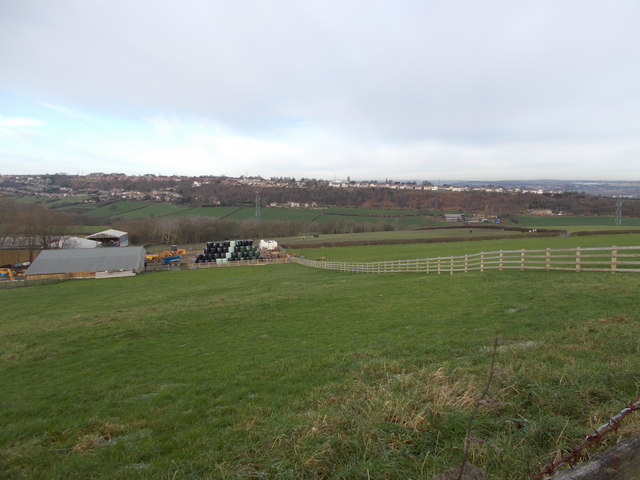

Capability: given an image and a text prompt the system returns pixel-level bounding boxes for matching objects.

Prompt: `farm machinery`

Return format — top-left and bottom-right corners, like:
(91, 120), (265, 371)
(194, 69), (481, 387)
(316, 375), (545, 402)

(0, 268), (16, 281)
(145, 245), (186, 265)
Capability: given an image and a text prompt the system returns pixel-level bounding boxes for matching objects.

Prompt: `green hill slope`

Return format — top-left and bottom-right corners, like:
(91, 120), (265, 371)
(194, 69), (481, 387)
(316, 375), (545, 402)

(2, 263), (638, 479)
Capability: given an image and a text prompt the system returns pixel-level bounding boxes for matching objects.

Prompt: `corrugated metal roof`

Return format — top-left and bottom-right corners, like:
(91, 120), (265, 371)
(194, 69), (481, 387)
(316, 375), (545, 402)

(86, 229), (128, 240)
(25, 246), (146, 275)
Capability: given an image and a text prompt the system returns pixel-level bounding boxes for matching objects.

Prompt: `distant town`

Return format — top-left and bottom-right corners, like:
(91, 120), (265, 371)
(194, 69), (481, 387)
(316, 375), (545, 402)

(2, 173), (638, 204)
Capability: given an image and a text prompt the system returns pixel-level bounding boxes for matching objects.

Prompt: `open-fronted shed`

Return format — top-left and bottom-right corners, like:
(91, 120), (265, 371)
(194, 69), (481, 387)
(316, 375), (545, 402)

(86, 229), (128, 247)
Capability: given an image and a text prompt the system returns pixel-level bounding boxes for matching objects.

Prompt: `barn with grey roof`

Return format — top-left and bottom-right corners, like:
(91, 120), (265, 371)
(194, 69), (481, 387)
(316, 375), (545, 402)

(25, 246), (146, 280)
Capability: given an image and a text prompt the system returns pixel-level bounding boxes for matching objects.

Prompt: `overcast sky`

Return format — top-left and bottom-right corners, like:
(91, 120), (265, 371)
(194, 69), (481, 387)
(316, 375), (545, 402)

(1, 0), (639, 180)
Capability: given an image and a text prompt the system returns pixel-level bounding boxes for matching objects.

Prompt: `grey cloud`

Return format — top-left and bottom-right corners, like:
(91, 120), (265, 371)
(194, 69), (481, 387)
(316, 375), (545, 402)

(1, 1), (639, 148)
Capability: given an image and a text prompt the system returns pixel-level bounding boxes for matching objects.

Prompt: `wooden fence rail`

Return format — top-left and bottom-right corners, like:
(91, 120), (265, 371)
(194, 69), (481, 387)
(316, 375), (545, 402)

(290, 246), (640, 274)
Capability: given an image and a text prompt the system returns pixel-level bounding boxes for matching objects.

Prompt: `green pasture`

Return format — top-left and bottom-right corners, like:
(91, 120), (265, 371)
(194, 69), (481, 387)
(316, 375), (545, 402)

(116, 203), (192, 219)
(313, 208), (446, 228)
(515, 215), (640, 227)
(279, 227), (528, 247)
(9, 196), (97, 214)
(290, 232), (640, 262)
(56, 203), (101, 213)
(560, 225), (640, 232)
(163, 206), (240, 219)
(41, 196), (93, 208)
(1, 260), (638, 479)
(12, 196), (43, 204)
(226, 207), (322, 222)
(313, 213), (438, 227)
(324, 207), (422, 216)
(85, 201), (151, 218)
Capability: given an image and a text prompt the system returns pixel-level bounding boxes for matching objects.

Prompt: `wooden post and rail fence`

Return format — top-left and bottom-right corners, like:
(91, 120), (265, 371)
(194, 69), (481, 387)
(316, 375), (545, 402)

(289, 246), (640, 274)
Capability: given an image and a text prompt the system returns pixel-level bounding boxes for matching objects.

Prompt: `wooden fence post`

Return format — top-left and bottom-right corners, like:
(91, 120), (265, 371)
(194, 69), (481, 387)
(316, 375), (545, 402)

(480, 252), (484, 272)
(546, 248), (551, 271)
(450, 257), (454, 275)
(464, 254), (468, 273)
(520, 249), (526, 271)
(437, 257), (441, 275)
(576, 247), (581, 272)
(499, 250), (504, 271)
(611, 247), (618, 273)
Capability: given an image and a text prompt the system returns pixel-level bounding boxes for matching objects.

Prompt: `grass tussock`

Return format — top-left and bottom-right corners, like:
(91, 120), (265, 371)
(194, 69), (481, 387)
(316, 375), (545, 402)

(239, 360), (508, 478)
(70, 421), (146, 454)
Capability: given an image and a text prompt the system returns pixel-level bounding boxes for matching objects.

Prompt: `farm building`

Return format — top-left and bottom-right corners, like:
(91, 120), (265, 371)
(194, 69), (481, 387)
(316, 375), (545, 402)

(25, 246), (146, 280)
(444, 214), (465, 222)
(53, 236), (100, 249)
(0, 248), (40, 266)
(86, 229), (129, 247)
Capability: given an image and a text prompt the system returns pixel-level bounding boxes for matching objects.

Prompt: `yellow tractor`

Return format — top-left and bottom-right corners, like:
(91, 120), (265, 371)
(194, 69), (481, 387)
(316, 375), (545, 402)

(145, 245), (187, 264)
(0, 268), (16, 281)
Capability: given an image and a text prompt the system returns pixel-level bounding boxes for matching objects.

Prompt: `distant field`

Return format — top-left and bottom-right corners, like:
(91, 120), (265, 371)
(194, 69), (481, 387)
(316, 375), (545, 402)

(515, 215), (640, 227)
(14, 196), (92, 208)
(163, 206), (240, 218)
(324, 207), (422, 216)
(290, 232), (640, 262)
(313, 213), (438, 227)
(10, 197), (640, 232)
(116, 203), (192, 219)
(46, 196), (92, 208)
(226, 207), (323, 222)
(2, 260), (638, 479)
(56, 203), (100, 213)
(12, 196), (44, 204)
(315, 207), (446, 228)
(85, 201), (151, 218)
(278, 227), (529, 247)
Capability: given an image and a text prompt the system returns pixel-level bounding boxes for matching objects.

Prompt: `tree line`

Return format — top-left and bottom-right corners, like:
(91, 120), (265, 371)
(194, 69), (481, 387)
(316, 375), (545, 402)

(0, 198), (78, 251)
(182, 183), (640, 216)
(113, 215), (404, 246)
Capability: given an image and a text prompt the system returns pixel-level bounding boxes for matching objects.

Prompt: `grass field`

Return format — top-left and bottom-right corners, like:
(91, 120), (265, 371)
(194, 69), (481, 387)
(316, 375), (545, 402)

(324, 207), (423, 216)
(225, 207), (322, 222)
(56, 204), (101, 214)
(290, 233), (640, 262)
(278, 227), (530, 248)
(559, 225), (640, 232)
(163, 207), (240, 219)
(43, 197), (93, 208)
(85, 201), (152, 218)
(116, 203), (193, 219)
(12, 196), (44, 204)
(2, 233), (639, 479)
(314, 213), (436, 228)
(13, 196), (640, 231)
(515, 215), (640, 227)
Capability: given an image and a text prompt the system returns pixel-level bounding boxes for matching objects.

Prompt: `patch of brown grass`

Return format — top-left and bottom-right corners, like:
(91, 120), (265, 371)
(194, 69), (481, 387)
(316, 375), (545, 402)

(258, 363), (498, 475)
(69, 421), (144, 454)
(599, 314), (629, 323)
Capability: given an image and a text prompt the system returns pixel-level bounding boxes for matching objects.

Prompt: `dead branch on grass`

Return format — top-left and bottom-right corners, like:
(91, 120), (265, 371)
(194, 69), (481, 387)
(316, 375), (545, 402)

(456, 335), (499, 480)
(530, 393), (640, 479)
